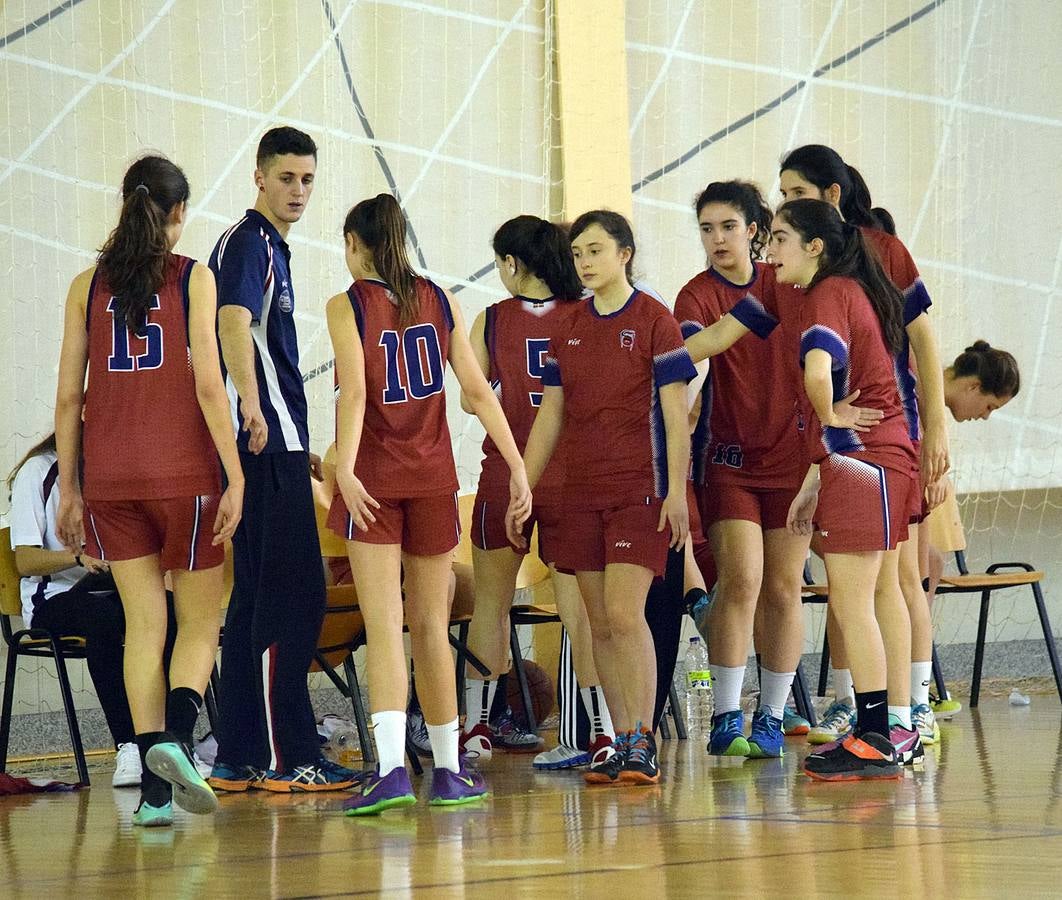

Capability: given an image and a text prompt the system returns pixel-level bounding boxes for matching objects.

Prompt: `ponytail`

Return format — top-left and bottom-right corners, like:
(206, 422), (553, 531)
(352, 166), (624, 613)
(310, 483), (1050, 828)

(777, 199), (905, 356)
(344, 194), (419, 327)
(780, 145), (894, 234)
(693, 180), (773, 260)
(97, 155), (190, 335)
(492, 216), (582, 300)
(950, 340), (1021, 398)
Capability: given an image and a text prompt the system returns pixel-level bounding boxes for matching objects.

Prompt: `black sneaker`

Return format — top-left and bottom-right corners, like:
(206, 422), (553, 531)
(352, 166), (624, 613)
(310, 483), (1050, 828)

(803, 731), (902, 782)
(619, 727), (660, 784)
(583, 733), (628, 785)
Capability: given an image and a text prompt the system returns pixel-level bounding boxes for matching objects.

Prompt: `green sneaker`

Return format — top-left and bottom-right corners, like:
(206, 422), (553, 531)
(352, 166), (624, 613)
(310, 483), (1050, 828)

(709, 710), (751, 756)
(146, 740), (218, 815)
(132, 800), (174, 828)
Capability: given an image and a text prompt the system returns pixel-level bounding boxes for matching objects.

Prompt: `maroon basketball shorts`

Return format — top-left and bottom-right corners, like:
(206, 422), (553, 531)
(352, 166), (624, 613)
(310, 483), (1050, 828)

(470, 492), (563, 565)
(815, 454), (915, 553)
(695, 480), (797, 532)
(908, 439), (927, 525)
(553, 499), (670, 577)
(84, 494), (224, 570)
(328, 491), (460, 557)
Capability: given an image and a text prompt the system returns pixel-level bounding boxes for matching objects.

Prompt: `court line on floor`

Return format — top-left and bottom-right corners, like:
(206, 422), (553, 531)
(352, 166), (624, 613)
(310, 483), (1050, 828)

(0, 0), (87, 48)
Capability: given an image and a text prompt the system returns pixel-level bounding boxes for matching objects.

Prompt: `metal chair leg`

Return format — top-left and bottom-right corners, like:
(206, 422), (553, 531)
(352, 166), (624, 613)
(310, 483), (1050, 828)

(669, 683), (687, 740)
(793, 664), (817, 727)
(50, 638), (89, 786)
(1032, 583), (1062, 704)
(343, 655), (375, 767)
(0, 642), (19, 772)
(405, 736), (424, 775)
(510, 624), (538, 734)
(204, 662), (221, 735)
(817, 626), (831, 698)
(970, 589), (991, 708)
(658, 712), (671, 740)
(931, 643), (948, 701)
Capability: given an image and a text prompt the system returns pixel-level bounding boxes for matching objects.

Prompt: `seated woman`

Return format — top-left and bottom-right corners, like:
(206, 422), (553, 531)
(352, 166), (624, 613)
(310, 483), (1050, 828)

(8, 433), (179, 787)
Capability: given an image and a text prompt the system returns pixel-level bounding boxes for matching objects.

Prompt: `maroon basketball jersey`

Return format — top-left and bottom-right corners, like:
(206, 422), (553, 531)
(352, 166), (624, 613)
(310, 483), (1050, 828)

(477, 297), (575, 505)
(542, 290), (697, 510)
(82, 255), (221, 501)
(797, 275), (917, 474)
(675, 262), (802, 489)
(339, 277), (459, 498)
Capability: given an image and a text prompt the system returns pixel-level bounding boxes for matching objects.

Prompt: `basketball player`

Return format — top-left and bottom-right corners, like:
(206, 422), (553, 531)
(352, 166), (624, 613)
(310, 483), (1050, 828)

(210, 127), (357, 792)
(510, 210), (696, 786)
(772, 199), (915, 781)
(460, 215), (614, 770)
(780, 145), (947, 758)
(54, 155), (243, 825)
(332, 194), (531, 815)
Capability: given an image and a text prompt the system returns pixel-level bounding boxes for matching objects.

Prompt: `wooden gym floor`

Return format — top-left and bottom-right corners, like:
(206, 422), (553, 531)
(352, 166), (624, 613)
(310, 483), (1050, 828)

(2, 698), (1061, 898)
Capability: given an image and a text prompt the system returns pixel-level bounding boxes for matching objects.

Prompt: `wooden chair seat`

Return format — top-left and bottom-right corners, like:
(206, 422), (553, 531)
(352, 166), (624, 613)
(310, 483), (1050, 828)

(15, 635), (87, 652)
(939, 571), (1043, 589)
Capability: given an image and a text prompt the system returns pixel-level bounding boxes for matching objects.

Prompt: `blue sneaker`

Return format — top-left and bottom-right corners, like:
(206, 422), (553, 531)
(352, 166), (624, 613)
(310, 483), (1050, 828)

(429, 761), (490, 806)
(208, 761), (266, 793)
(708, 710), (750, 756)
(747, 709), (784, 758)
(343, 767), (416, 816)
(132, 800), (173, 827)
(262, 758), (363, 793)
(782, 705), (810, 736)
(146, 741), (217, 815)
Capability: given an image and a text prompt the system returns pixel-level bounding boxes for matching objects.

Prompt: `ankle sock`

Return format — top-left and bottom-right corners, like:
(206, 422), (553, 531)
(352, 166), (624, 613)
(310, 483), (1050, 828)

(165, 687), (203, 748)
(426, 717), (461, 773)
(759, 669), (796, 720)
(854, 690), (889, 737)
(889, 706), (913, 730)
(832, 668), (854, 703)
(135, 731), (172, 807)
(371, 710), (406, 776)
(911, 660), (933, 707)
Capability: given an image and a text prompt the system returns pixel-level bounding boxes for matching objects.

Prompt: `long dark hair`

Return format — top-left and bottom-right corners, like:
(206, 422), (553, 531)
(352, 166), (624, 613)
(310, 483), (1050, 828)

(568, 210), (636, 282)
(97, 155), (190, 335)
(777, 199), (905, 355)
(694, 180), (773, 260)
(344, 194), (419, 327)
(950, 341), (1020, 398)
(6, 433), (57, 492)
(492, 216), (582, 300)
(780, 145), (893, 233)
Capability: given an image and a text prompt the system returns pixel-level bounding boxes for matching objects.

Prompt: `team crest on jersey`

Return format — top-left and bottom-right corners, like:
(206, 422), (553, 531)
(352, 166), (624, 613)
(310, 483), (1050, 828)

(278, 279), (293, 313)
(619, 329), (636, 350)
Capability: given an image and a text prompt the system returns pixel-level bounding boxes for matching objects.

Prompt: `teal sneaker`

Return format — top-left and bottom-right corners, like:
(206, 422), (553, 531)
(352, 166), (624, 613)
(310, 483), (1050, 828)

(747, 709), (784, 758)
(782, 705), (811, 736)
(146, 741), (218, 815)
(709, 710), (750, 756)
(132, 800), (174, 828)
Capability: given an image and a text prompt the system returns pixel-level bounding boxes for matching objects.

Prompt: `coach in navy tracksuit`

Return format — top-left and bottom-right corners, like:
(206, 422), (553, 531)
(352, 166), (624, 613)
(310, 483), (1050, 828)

(209, 127), (355, 792)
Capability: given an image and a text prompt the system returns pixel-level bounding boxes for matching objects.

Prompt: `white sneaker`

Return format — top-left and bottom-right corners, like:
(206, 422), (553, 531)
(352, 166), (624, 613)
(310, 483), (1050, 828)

(807, 698), (856, 746)
(112, 742), (142, 788)
(533, 744), (590, 770)
(193, 751), (213, 780)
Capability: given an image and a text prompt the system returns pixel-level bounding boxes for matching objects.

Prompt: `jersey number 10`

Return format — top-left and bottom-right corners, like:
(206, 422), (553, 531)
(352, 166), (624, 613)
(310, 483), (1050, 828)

(107, 296), (163, 372)
(380, 324), (445, 404)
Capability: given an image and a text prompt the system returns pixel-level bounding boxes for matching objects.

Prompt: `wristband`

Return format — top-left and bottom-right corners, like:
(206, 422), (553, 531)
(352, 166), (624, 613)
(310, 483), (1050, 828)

(75, 553), (83, 568)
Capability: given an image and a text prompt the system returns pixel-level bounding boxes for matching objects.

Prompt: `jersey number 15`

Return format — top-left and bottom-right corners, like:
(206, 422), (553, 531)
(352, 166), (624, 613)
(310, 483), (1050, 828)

(107, 296), (163, 372)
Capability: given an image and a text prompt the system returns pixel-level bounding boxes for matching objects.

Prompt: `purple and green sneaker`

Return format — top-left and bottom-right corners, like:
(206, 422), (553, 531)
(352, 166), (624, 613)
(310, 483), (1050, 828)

(429, 761), (490, 807)
(343, 767), (416, 816)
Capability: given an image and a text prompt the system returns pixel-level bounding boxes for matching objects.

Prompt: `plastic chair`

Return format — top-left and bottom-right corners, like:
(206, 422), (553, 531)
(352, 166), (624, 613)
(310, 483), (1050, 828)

(0, 527), (90, 785)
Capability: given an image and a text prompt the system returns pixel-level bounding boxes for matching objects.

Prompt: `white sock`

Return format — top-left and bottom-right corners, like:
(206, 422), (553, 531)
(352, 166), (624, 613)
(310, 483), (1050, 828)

(580, 685), (614, 741)
(710, 663), (745, 715)
(889, 705), (912, 730)
(759, 669), (796, 720)
(371, 710), (406, 776)
(911, 660), (933, 707)
(464, 678), (497, 726)
(832, 668), (854, 703)
(426, 717), (461, 773)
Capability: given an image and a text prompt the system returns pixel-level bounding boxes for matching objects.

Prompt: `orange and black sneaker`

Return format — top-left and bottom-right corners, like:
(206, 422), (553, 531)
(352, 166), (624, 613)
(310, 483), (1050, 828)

(208, 762), (266, 793)
(584, 733), (627, 785)
(803, 731), (901, 782)
(619, 727), (661, 785)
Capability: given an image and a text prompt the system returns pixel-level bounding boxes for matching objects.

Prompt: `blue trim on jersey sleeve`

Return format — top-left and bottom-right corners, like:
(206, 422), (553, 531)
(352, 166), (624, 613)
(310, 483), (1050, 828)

(429, 281), (455, 332)
(679, 319), (703, 340)
(346, 284), (366, 341)
(541, 354), (562, 387)
(689, 373), (714, 486)
(653, 346), (698, 386)
(800, 325), (849, 370)
(729, 294), (779, 339)
(179, 258), (194, 344)
(903, 278), (932, 325)
(209, 224), (269, 323)
(484, 304), (497, 373)
(85, 268), (101, 337)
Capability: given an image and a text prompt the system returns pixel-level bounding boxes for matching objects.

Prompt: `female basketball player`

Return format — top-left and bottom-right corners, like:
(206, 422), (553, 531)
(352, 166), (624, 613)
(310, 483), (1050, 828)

(460, 215), (615, 770)
(772, 198), (916, 780)
(54, 155), (243, 825)
(678, 181), (860, 760)
(509, 210), (696, 786)
(329, 194), (530, 815)
(780, 145), (947, 760)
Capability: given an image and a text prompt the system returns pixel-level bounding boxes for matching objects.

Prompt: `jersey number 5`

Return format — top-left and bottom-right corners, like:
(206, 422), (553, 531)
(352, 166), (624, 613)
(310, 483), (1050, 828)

(525, 338), (549, 408)
(380, 324), (445, 404)
(107, 296), (163, 372)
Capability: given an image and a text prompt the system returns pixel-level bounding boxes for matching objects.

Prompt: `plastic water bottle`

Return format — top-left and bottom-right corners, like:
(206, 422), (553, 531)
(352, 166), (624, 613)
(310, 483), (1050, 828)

(684, 637), (713, 741)
(319, 715), (362, 768)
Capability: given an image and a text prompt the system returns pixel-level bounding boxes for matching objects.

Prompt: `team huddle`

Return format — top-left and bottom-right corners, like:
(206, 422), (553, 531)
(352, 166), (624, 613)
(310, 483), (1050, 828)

(45, 126), (1023, 824)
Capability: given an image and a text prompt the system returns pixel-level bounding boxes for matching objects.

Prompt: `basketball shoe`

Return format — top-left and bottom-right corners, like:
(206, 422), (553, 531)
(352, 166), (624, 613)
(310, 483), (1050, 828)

(261, 758), (361, 792)
(208, 762), (267, 792)
(534, 744), (590, 770)
(930, 693), (962, 720)
(490, 709), (544, 753)
(803, 732), (901, 782)
(429, 761), (490, 806)
(112, 742), (142, 788)
(406, 707), (433, 758)
(747, 710), (784, 758)
(132, 800), (174, 827)
(782, 706), (811, 736)
(709, 709), (750, 756)
(620, 727), (660, 784)
(146, 740), (218, 814)
(584, 733), (627, 785)
(459, 723), (493, 761)
(807, 698), (856, 745)
(343, 766), (416, 816)
(890, 725), (925, 766)
(911, 703), (940, 745)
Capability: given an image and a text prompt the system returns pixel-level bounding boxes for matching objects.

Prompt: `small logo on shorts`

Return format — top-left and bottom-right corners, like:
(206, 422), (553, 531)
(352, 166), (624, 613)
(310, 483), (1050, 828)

(567, 338), (581, 346)
(614, 539), (632, 548)
(820, 530), (829, 537)
(619, 329), (636, 350)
